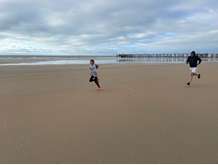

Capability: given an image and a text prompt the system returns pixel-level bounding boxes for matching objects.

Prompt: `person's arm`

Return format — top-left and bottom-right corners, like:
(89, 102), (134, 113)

(186, 57), (190, 65)
(198, 56), (202, 65)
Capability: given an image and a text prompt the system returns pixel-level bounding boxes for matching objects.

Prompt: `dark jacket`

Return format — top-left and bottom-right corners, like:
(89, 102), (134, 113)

(186, 55), (202, 67)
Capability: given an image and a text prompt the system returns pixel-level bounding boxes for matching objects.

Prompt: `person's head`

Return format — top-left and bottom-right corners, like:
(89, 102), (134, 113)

(90, 59), (95, 65)
(191, 51), (196, 57)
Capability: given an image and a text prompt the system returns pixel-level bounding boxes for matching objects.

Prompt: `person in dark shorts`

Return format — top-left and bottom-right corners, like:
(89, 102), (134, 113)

(186, 51), (202, 86)
(89, 59), (101, 89)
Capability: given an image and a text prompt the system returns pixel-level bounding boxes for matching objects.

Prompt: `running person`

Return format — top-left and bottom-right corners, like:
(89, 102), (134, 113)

(186, 51), (202, 86)
(89, 59), (101, 89)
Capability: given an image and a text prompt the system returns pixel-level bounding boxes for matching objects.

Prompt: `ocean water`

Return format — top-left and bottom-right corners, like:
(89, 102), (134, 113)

(0, 56), (217, 66)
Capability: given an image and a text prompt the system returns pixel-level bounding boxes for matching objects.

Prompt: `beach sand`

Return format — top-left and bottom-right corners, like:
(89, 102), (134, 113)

(0, 63), (218, 163)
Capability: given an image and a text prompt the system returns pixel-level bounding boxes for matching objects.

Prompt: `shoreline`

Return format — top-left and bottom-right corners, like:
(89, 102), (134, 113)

(0, 60), (218, 67)
(1, 56), (218, 66)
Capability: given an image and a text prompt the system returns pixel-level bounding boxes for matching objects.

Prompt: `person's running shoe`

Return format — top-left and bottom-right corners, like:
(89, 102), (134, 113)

(187, 82), (190, 86)
(198, 74), (201, 79)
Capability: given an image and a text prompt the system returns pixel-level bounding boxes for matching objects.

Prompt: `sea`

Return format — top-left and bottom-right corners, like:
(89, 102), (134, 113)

(0, 56), (218, 66)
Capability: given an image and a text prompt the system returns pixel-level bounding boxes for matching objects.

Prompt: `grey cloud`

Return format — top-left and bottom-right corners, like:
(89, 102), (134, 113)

(0, 0), (218, 55)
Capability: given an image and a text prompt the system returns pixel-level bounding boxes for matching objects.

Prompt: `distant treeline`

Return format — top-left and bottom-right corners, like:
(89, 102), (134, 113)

(117, 53), (218, 58)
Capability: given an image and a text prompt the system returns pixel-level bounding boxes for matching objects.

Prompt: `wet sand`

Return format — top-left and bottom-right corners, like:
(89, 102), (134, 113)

(0, 63), (218, 163)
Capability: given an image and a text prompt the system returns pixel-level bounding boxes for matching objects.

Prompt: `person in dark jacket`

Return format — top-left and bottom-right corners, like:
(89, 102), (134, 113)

(186, 51), (202, 86)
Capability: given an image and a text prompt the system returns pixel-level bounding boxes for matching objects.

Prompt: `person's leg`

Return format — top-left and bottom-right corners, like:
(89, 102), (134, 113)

(196, 71), (201, 79)
(195, 73), (200, 78)
(94, 77), (101, 88)
(187, 67), (201, 86)
(89, 76), (94, 82)
(192, 72), (200, 79)
(187, 73), (194, 86)
(198, 73), (201, 79)
(192, 68), (200, 79)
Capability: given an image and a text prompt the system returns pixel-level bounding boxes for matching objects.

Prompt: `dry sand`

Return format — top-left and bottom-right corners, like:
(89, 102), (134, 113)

(0, 63), (218, 163)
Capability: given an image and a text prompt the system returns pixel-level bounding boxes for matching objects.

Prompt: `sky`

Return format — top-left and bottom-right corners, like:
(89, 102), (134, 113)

(0, 0), (218, 56)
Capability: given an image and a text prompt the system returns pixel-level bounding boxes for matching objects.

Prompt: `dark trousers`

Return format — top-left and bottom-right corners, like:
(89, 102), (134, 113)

(89, 76), (101, 88)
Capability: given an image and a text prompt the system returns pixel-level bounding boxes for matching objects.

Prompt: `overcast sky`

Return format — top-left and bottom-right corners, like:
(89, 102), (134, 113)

(0, 0), (218, 55)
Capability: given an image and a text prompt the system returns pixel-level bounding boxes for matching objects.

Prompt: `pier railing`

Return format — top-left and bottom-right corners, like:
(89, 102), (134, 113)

(117, 53), (218, 58)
